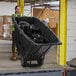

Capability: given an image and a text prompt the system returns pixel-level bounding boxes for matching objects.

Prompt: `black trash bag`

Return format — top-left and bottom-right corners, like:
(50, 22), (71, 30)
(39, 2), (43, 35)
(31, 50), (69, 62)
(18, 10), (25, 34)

(30, 24), (40, 34)
(19, 21), (30, 30)
(31, 33), (46, 43)
(30, 24), (39, 31)
(19, 21), (30, 27)
(19, 21), (32, 37)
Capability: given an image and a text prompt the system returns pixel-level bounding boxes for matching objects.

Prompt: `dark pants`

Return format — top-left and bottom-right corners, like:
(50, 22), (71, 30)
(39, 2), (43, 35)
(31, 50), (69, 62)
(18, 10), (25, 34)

(12, 31), (16, 53)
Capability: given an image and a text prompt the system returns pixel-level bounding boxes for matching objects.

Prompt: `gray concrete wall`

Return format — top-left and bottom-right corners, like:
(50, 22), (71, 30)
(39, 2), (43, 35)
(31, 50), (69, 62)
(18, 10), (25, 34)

(0, 2), (16, 15)
(0, 2), (31, 16)
(67, 0), (76, 61)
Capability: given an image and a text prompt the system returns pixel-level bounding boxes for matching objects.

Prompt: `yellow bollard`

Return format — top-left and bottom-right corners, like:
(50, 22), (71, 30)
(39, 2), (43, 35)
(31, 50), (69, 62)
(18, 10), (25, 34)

(17, 0), (20, 6)
(17, 0), (24, 15)
(56, 23), (60, 64)
(59, 0), (67, 66)
(20, 0), (24, 14)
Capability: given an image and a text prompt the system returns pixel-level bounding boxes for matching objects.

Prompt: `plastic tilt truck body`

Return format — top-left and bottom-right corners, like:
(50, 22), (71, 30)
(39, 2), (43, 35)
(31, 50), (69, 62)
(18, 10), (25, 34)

(13, 16), (61, 67)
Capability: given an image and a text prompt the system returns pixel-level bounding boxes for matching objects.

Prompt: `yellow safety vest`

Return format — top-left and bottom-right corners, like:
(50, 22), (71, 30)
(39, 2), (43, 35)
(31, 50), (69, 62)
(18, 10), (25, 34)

(12, 13), (23, 32)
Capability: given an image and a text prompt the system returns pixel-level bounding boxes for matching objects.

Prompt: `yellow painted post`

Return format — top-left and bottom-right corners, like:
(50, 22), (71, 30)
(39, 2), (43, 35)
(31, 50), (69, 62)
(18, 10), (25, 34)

(56, 23), (60, 64)
(59, 0), (67, 66)
(17, 0), (20, 6)
(20, 0), (24, 14)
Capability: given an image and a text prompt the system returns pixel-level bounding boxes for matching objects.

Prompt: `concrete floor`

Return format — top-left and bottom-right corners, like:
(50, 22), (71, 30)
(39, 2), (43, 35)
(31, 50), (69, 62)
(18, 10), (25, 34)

(0, 40), (74, 73)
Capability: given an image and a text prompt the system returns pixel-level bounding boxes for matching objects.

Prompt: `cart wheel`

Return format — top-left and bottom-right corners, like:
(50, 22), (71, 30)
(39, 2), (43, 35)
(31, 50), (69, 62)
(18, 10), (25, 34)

(21, 56), (27, 67)
(37, 56), (45, 66)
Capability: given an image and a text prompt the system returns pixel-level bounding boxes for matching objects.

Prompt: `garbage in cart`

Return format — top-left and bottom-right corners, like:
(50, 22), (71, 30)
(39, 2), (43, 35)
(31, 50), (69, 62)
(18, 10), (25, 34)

(19, 21), (48, 43)
(13, 16), (61, 67)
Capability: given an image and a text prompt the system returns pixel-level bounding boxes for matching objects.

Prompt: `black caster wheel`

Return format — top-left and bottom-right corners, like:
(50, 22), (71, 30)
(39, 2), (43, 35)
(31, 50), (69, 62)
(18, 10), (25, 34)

(21, 56), (27, 67)
(37, 55), (45, 66)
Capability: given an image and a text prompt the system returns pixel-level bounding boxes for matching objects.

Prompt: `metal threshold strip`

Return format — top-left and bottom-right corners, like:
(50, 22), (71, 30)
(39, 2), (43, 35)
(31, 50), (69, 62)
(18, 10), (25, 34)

(0, 70), (76, 76)
(0, 70), (63, 76)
